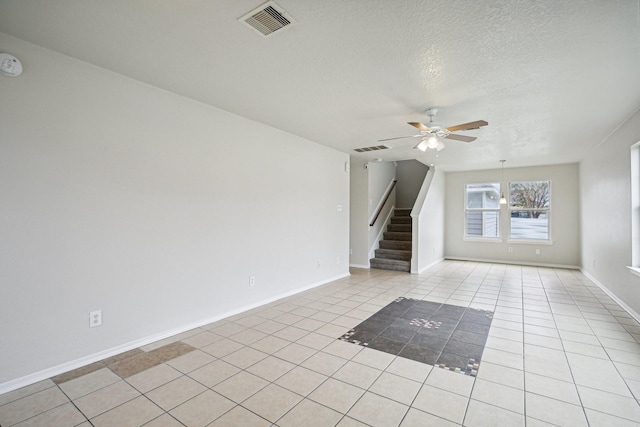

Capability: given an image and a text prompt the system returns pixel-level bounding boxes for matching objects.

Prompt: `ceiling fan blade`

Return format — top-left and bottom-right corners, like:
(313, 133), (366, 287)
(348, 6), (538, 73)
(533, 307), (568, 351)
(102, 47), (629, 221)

(378, 134), (421, 142)
(445, 133), (476, 143)
(408, 122), (431, 131)
(446, 120), (488, 132)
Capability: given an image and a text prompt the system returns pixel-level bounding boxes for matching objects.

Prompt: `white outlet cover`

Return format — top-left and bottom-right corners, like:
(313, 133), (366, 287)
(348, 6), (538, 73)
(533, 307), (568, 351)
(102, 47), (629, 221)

(89, 310), (102, 327)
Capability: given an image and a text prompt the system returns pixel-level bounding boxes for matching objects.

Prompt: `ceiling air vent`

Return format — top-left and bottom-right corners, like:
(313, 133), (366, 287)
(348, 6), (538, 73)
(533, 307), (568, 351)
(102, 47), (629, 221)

(353, 145), (391, 153)
(239, 1), (295, 37)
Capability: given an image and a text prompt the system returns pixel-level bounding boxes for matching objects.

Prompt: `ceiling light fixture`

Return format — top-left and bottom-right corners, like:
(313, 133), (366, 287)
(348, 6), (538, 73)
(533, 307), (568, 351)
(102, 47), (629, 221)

(499, 160), (507, 205)
(415, 139), (429, 152)
(0, 53), (23, 77)
(415, 135), (445, 152)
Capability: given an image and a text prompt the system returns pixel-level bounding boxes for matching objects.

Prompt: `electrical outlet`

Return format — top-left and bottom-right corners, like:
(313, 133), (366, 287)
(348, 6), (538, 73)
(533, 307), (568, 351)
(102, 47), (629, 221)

(317, 260), (321, 269)
(89, 310), (102, 328)
(535, 249), (540, 255)
(337, 205), (342, 212)
(349, 248), (353, 255)
(249, 276), (256, 287)
(508, 247), (513, 253)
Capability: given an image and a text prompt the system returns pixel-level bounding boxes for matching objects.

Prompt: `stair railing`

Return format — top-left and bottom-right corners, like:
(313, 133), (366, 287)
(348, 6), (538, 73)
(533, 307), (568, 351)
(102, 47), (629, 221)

(370, 180), (397, 227)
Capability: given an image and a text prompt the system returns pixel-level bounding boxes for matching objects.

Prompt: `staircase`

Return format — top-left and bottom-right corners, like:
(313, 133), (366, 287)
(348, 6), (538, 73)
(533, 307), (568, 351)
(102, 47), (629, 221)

(370, 208), (412, 272)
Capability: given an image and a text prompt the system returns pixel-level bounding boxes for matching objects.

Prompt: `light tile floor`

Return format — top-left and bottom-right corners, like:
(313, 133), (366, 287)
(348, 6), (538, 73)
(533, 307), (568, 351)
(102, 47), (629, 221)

(3, 261), (640, 426)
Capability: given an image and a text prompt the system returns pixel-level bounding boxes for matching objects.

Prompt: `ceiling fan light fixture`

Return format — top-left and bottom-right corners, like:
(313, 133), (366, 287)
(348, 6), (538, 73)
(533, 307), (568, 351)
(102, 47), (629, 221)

(415, 139), (429, 152)
(381, 108), (487, 155)
(426, 136), (439, 149)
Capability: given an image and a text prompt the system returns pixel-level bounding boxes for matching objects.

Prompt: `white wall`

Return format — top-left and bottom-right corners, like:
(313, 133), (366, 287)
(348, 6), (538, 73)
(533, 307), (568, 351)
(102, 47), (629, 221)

(396, 160), (428, 209)
(0, 34), (350, 389)
(411, 168), (445, 273)
(580, 109), (640, 316)
(444, 163), (580, 267)
(349, 157), (369, 267)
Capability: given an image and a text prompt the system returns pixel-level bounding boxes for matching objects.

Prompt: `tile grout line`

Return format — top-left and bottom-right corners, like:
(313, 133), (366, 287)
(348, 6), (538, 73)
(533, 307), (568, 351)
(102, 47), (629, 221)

(539, 267), (590, 426)
(7, 262), (640, 426)
(551, 267), (640, 424)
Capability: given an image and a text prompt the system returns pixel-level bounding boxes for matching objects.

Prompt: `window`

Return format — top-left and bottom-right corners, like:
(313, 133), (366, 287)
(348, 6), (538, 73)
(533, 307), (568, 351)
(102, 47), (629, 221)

(509, 180), (550, 240)
(465, 183), (501, 238)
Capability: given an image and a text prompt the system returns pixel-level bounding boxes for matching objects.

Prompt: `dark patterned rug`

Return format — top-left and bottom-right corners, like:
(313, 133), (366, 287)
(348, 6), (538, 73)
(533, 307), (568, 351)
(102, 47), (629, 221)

(339, 297), (493, 376)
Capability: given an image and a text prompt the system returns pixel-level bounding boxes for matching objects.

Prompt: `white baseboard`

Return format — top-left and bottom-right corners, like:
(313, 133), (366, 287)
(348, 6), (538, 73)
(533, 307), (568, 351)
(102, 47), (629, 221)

(414, 258), (444, 274)
(349, 263), (370, 269)
(444, 256), (580, 270)
(580, 268), (640, 324)
(0, 272), (350, 395)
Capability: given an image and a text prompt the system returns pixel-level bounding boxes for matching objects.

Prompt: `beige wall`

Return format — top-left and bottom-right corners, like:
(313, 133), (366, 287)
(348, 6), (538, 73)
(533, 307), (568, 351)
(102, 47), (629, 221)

(349, 157), (370, 267)
(412, 168), (445, 273)
(0, 34), (349, 390)
(396, 160), (428, 209)
(444, 163), (580, 267)
(580, 108), (640, 316)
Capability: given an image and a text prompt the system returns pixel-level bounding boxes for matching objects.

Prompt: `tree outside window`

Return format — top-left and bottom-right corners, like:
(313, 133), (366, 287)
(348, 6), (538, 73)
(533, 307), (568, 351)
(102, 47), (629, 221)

(509, 181), (550, 240)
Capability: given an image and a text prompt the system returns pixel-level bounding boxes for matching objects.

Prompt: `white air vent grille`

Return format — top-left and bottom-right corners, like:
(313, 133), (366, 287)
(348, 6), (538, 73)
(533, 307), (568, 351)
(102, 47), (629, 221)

(353, 145), (391, 153)
(240, 1), (295, 37)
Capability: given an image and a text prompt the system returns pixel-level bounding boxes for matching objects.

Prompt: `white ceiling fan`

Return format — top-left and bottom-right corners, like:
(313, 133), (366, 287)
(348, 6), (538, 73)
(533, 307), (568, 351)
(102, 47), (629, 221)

(379, 108), (488, 151)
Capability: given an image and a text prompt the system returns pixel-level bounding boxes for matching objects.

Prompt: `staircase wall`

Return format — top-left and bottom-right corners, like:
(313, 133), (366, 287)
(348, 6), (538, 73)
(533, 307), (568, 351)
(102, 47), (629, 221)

(396, 160), (429, 209)
(411, 167), (446, 273)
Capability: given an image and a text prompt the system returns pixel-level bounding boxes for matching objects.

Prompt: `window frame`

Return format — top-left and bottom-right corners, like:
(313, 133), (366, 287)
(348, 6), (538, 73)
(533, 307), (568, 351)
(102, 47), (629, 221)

(464, 182), (503, 242)
(507, 180), (552, 244)
(629, 142), (640, 277)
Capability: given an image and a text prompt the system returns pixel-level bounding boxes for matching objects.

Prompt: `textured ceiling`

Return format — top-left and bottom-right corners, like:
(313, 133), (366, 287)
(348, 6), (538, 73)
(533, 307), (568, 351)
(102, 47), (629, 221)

(1, 0), (639, 171)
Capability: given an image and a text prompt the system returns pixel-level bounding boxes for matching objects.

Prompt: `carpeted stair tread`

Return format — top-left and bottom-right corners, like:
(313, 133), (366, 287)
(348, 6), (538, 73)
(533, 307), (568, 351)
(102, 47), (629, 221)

(379, 240), (411, 251)
(374, 248), (412, 261)
(391, 216), (412, 224)
(383, 231), (412, 241)
(387, 224), (411, 232)
(394, 208), (412, 217)
(370, 258), (411, 272)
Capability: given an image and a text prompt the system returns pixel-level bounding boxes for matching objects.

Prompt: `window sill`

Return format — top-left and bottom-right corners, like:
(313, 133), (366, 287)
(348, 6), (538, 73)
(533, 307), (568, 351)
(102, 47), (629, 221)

(507, 239), (554, 246)
(463, 237), (503, 243)
(627, 266), (640, 278)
